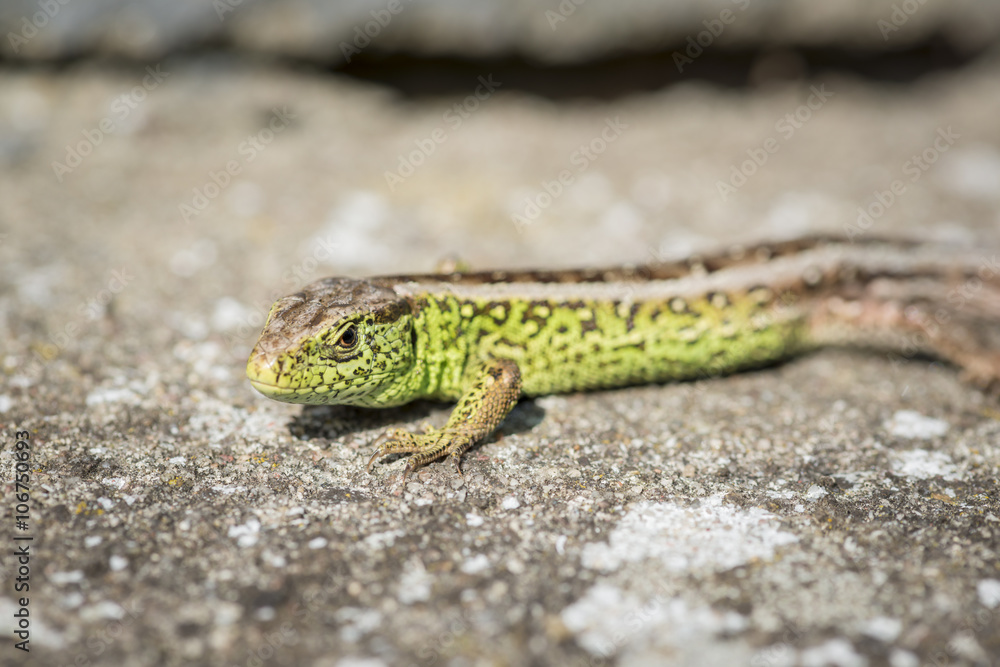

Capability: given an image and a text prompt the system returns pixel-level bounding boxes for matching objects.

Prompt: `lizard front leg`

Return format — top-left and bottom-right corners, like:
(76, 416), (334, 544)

(367, 358), (522, 478)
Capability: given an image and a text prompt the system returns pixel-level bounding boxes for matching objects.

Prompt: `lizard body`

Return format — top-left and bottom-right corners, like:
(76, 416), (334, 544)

(246, 236), (1000, 476)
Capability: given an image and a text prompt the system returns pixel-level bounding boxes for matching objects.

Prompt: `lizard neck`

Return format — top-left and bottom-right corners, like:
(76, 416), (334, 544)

(407, 294), (472, 400)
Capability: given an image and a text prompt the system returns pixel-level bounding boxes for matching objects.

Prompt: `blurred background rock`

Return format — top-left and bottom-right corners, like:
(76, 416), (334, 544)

(3, 0), (1000, 63)
(2, 4), (1000, 666)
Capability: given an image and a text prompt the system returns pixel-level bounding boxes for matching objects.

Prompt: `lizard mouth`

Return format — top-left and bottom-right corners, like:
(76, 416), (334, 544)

(246, 374), (307, 403)
(247, 364), (395, 404)
(247, 378), (333, 405)
(246, 352), (294, 399)
(247, 378), (294, 395)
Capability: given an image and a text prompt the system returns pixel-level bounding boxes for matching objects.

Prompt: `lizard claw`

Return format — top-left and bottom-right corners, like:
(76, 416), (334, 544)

(450, 452), (465, 478)
(365, 427), (447, 476)
(367, 431), (396, 472)
(366, 448), (382, 473)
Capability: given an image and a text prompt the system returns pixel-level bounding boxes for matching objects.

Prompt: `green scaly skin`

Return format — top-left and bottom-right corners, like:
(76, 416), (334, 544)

(246, 235), (1000, 477)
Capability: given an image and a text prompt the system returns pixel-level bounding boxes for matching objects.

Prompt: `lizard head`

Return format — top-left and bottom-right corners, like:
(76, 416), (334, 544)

(246, 277), (414, 406)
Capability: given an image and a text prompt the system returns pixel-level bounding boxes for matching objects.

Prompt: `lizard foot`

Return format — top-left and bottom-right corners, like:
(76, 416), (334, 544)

(366, 358), (522, 479)
(367, 427), (475, 480)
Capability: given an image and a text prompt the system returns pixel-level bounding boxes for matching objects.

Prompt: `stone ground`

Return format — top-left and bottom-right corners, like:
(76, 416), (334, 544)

(1, 41), (1000, 667)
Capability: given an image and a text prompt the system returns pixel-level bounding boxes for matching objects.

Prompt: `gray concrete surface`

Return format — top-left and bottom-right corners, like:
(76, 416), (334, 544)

(1, 46), (1000, 667)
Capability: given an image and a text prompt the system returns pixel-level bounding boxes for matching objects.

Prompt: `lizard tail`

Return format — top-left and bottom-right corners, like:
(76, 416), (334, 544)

(806, 272), (1000, 392)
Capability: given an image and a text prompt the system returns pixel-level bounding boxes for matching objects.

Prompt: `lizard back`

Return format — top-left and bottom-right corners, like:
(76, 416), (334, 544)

(377, 236), (995, 399)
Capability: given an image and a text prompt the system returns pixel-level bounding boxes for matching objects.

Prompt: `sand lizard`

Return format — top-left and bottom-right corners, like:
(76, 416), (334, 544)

(246, 235), (1000, 477)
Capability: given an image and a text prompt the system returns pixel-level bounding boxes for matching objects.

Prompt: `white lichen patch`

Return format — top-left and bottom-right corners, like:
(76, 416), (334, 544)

(227, 517), (261, 548)
(885, 410), (949, 439)
(363, 530), (403, 550)
(800, 638), (868, 667)
(889, 450), (960, 481)
(561, 583), (748, 659)
(857, 616), (902, 643)
(397, 561), (432, 605)
(937, 144), (1000, 200)
(211, 484), (247, 495)
(187, 398), (285, 447)
(86, 386), (143, 407)
(460, 554), (491, 575)
(581, 495), (798, 573)
(334, 607), (383, 643)
(211, 297), (255, 332)
(500, 495), (521, 510)
(334, 657), (388, 667)
(804, 485), (828, 501)
(978, 579), (1000, 608)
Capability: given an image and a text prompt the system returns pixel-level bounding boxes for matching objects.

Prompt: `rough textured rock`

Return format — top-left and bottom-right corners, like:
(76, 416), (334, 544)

(1, 47), (999, 666)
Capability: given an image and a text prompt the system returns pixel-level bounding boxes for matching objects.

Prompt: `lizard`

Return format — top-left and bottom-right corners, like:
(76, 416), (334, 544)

(245, 235), (1000, 478)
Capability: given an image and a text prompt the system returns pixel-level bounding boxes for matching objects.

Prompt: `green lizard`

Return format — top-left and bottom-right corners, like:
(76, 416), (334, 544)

(246, 235), (1000, 477)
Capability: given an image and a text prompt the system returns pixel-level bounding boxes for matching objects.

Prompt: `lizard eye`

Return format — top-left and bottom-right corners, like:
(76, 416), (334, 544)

(336, 325), (358, 349)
